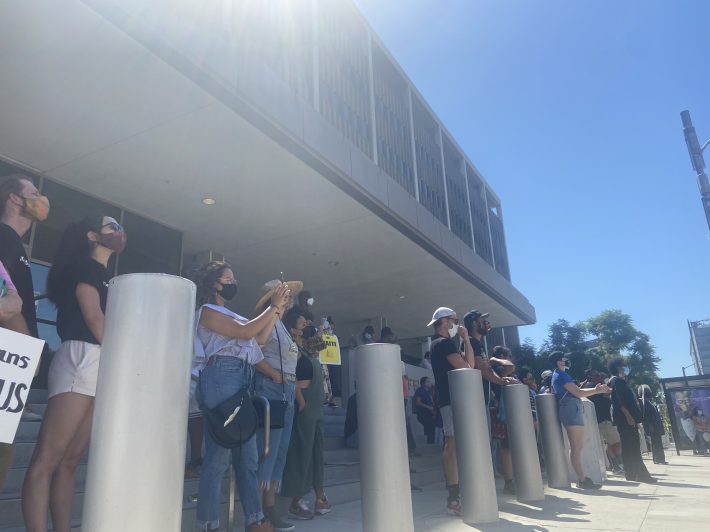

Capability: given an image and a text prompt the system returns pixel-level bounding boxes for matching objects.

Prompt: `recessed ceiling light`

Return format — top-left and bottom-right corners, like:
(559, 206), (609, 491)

(202, 197), (216, 206)
(399, 295), (406, 299)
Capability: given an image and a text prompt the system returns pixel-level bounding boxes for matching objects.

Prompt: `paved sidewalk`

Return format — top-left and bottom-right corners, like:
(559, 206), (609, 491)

(290, 451), (710, 531)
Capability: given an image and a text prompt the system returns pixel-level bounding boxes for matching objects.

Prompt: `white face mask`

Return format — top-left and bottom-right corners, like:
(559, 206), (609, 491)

(448, 324), (458, 338)
(306, 297), (314, 306)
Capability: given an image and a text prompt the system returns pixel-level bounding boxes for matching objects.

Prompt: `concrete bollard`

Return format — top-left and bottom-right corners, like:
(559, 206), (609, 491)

(356, 343), (413, 532)
(503, 384), (545, 502)
(82, 274), (196, 532)
(535, 393), (570, 489)
(449, 368), (498, 524)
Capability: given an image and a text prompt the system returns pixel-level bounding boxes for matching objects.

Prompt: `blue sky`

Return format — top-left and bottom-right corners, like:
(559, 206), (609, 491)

(355, 0), (710, 377)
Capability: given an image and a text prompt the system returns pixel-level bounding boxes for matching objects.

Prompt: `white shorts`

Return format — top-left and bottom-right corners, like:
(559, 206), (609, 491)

(599, 420), (621, 446)
(48, 340), (101, 399)
(441, 405), (455, 437)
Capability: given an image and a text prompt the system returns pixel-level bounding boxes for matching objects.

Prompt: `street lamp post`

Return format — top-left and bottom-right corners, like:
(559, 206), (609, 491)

(680, 110), (710, 236)
(681, 362), (696, 378)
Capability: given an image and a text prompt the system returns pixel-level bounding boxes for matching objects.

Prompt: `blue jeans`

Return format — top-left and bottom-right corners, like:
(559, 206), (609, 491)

(254, 374), (296, 487)
(195, 357), (263, 530)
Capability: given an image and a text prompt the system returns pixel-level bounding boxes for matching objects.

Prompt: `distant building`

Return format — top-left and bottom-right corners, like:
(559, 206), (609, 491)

(689, 319), (710, 375)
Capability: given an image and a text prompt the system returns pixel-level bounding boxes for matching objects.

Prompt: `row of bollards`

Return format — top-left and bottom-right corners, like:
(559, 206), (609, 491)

(80, 276), (604, 531)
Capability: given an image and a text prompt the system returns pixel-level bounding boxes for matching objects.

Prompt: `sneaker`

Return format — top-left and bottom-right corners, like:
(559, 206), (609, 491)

(577, 477), (601, 490)
(289, 500), (314, 520)
(247, 520), (274, 532)
(265, 507), (295, 532)
(446, 498), (461, 516)
(314, 496), (332, 515)
(21, 406), (42, 422)
(503, 480), (516, 495)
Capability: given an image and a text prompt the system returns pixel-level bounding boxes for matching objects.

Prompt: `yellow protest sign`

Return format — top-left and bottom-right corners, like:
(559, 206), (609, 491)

(318, 333), (341, 365)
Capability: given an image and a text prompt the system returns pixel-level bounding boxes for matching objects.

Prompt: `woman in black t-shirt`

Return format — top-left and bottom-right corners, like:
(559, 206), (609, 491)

(23, 215), (126, 532)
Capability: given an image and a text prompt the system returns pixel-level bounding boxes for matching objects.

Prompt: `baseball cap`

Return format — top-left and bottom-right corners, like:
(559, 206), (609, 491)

(427, 307), (457, 327)
(463, 309), (490, 331)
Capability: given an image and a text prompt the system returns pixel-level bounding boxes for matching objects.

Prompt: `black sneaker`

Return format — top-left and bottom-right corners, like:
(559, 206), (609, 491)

(265, 506), (295, 531)
(577, 477), (601, 490)
(638, 476), (658, 484)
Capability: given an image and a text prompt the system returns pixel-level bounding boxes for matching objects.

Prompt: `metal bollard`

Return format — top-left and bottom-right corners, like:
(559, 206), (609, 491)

(449, 368), (498, 524)
(535, 393), (570, 489)
(356, 343), (414, 532)
(82, 274), (196, 532)
(503, 384), (545, 502)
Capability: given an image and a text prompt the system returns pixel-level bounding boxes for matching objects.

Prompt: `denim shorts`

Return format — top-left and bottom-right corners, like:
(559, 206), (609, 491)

(558, 395), (584, 427)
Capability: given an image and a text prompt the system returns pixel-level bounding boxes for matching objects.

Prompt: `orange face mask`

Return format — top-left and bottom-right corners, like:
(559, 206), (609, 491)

(21, 195), (50, 222)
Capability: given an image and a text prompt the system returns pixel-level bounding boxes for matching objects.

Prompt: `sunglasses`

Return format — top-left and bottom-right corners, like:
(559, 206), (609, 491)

(101, 221), (124, 233)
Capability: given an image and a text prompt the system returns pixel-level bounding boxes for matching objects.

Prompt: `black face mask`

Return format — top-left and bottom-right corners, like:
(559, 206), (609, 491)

(218, 282), (238, 301)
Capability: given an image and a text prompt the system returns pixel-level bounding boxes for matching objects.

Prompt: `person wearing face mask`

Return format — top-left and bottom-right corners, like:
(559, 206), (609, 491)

(427, 307), (475, 516)
(0, 175), (49, 425)
(191, 261), (289, 532)
(360, 325), (375, 345)
(550, 351), (610, 490)
(285, 290), (315, 325)
(637, 384), (667, 465)
(607, 358), (657, 484)
(22, 215), (126, 532)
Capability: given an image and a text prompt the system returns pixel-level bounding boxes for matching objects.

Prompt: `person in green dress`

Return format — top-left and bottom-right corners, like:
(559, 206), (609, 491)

(281, 325), (331, 520)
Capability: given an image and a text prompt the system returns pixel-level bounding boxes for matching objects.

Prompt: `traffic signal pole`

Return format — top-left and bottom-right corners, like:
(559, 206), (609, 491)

(680, 110), (710, 236)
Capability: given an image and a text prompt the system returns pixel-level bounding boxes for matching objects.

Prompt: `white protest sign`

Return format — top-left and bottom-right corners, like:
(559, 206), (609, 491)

(0, 327), (45, 443)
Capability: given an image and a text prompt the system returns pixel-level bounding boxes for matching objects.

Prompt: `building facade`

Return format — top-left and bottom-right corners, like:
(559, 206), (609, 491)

(0, 0), (535, 368)
(689, 319), (710, 375)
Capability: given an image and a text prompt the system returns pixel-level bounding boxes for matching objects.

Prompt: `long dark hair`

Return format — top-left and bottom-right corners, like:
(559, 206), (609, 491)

(193, 260), (231, 309)
(47, 215), (103, 304)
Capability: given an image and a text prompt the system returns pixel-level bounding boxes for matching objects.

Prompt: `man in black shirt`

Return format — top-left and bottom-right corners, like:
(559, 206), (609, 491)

(0, 175), (49, 338)
(582, 370), (623, 473)
(0, 174), (50, 487)
(427, 306), (475, 516)
(607, 358), (656, 483)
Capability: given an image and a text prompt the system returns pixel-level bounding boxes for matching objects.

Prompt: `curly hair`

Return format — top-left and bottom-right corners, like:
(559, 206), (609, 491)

(192, 260), (231, 309)
(607, 357), (625, 376)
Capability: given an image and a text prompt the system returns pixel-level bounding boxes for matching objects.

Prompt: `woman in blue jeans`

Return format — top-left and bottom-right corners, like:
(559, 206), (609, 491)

(193, 262), (290, 532)
(549, 351), (610, 490)
(252, 281), (307, 532)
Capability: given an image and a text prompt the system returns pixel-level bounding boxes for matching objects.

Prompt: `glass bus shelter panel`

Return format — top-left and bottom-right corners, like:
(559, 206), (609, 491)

(443, 136), (472, 248)
(33, 179), (122, 264)
(466, 164), (493, 266)
(372, 44), (416, 197)
(412, 97), (447, 226)
(117, 211), (182, 276)
(317, 0), (373, 158)
(488, 206), (510, 281)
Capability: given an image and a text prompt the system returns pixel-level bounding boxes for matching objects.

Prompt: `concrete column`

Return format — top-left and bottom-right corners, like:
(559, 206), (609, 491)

(535, 393), (570, 489)
(356, 343), (413, 532)
(503, 384), (544, 502)
(449, 368), (498, 524)
(562, 399), (607, 484)
(82, 274), (196, 532)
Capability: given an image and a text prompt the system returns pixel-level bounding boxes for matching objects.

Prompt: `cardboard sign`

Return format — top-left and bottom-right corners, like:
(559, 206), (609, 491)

(318, 333), (341, 365)
(0, 327), (45, 443)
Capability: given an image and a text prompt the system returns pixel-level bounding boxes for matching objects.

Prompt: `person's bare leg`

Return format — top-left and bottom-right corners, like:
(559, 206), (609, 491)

(22, 393), (93, 532)
(566, 426), (586, 481)
(442, 436), (458, 485)
(50, 401), (94, 532)
(500, 448), (513, 481)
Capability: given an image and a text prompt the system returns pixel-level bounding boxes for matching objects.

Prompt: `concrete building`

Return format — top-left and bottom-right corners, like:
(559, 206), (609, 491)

(689, 319), (710, 375)
(0, 0), (534, 363)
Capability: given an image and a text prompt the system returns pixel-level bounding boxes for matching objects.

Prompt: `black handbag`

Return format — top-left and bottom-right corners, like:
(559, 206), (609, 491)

(255, 321), (290, 429)
(199, 377), (258, 448)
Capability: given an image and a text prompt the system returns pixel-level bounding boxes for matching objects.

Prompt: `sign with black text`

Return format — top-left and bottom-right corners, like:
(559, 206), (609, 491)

(0, 327), (45, 443)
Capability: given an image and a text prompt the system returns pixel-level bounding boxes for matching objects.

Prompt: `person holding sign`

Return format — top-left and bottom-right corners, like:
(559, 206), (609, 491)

(22, 215), (126, 532)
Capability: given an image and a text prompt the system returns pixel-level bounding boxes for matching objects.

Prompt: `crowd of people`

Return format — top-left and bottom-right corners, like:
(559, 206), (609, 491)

(421, 305), (662, 517)
(0, 172), (671, 530)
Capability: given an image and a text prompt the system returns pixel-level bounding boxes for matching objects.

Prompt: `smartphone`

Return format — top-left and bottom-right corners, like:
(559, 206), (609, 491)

(0, 278), (6, 298)
(280, 271), (286, 283)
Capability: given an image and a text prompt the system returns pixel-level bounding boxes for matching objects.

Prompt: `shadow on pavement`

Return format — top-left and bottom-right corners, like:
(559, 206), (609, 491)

(656, 481), (710, 489)
(498, 494), (589, 523)
(467, 518), (550, 531)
